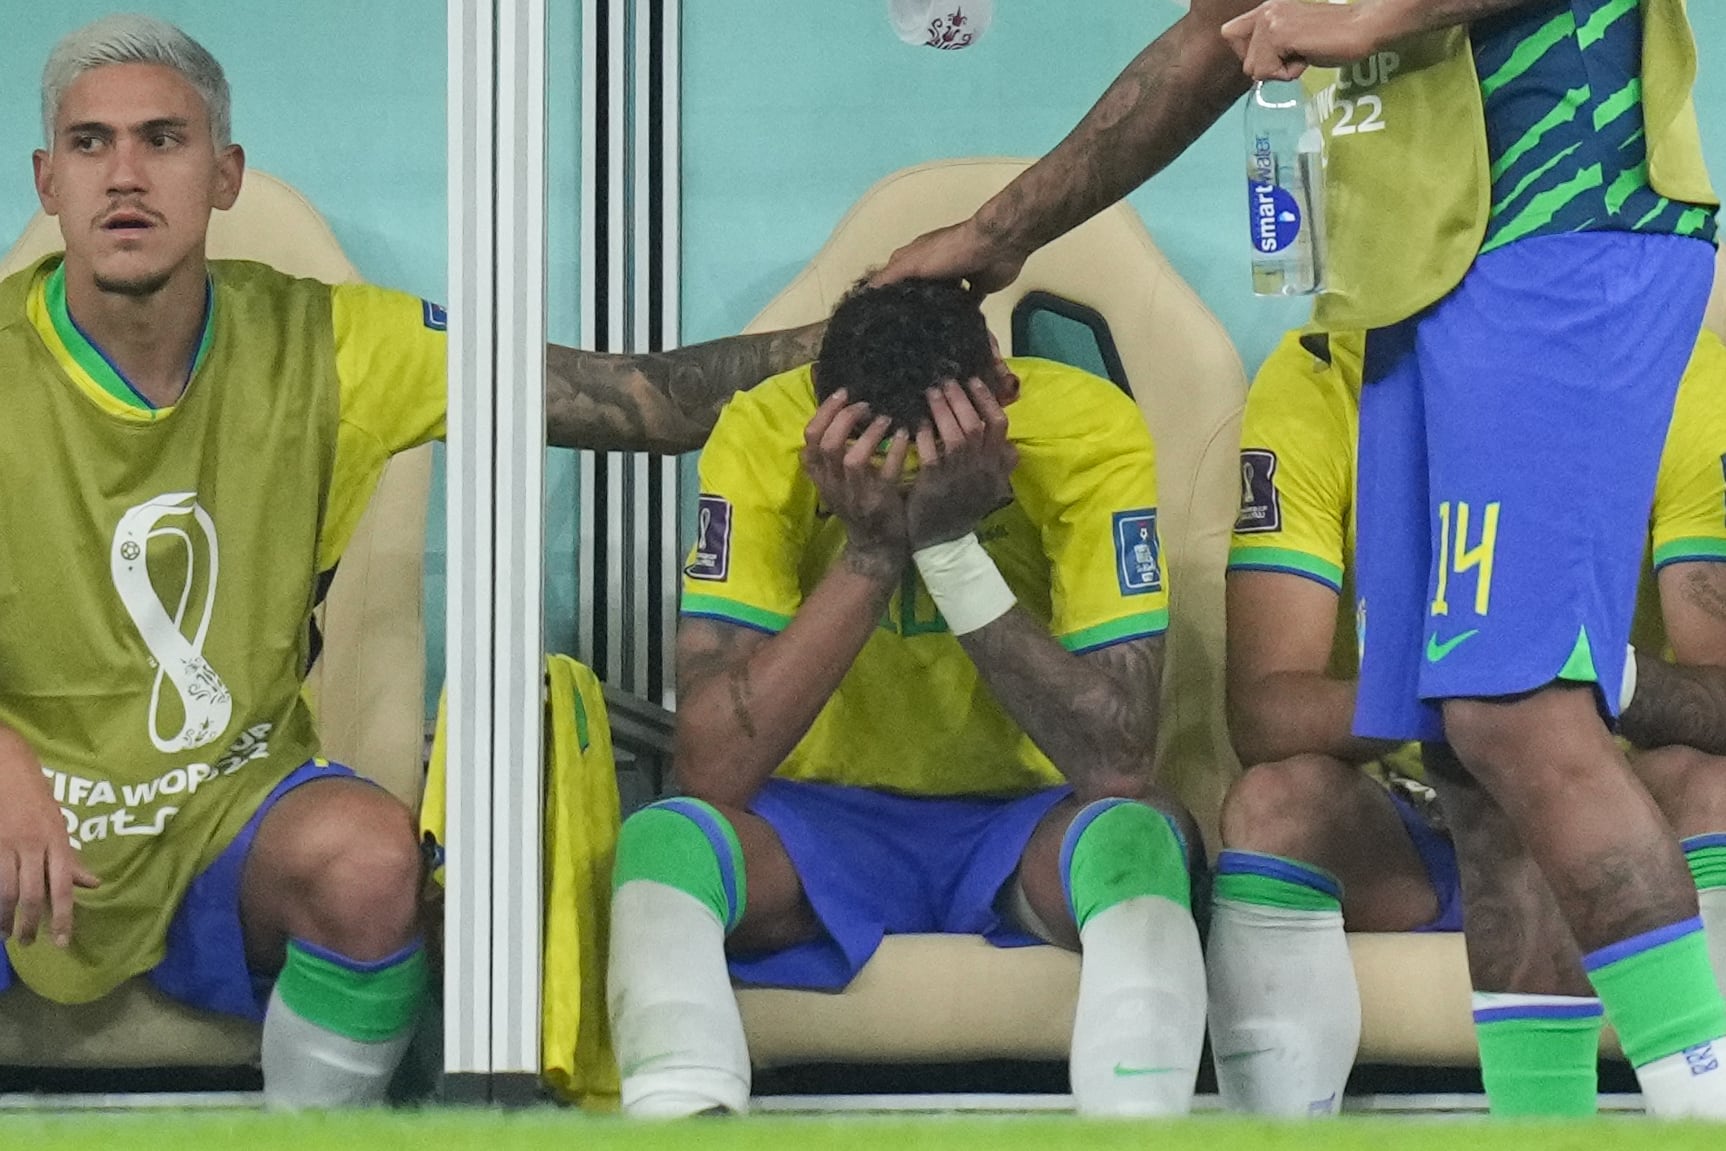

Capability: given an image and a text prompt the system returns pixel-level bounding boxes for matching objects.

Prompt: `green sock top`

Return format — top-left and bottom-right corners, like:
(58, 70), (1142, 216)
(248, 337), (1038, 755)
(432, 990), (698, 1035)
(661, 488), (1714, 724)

(275, 939), (427, 1044)
(1213, 850), (1342, 913)
(1683, 835), (1726, 891)
(1473, 1004), (1603, 1118)
(1585, 919), (1726, 1068)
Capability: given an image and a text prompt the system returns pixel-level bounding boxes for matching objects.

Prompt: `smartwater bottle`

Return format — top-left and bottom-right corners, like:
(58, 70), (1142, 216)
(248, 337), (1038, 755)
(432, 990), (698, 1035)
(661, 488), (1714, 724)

(1246, 79), (1326, 296)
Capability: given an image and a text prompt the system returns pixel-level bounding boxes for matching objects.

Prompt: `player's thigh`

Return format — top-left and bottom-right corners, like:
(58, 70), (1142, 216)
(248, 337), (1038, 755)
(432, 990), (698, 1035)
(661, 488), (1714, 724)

(708, 801), (819, 955)
(1221, 754), (1440, 932)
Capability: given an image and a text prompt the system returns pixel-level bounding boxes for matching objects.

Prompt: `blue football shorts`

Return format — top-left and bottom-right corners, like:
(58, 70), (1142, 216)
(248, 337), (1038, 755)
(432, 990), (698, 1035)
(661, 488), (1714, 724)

(1352, 231), (1717, 742)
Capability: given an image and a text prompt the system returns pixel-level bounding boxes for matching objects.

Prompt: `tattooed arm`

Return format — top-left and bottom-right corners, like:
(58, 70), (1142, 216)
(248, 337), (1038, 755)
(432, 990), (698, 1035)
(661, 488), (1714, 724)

(958, 617), (1164, 803)
(672, 550), (898, 808)
(544, 322), (824, 454)
(879, 1), (1256, 292)
(672, 392), (912, 808)
(1620, 561), (1726, 755)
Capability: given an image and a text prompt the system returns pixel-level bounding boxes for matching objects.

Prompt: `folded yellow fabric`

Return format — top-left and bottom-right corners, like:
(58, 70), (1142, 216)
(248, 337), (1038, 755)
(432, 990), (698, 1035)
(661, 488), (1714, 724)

(421, 654), (621, 1110)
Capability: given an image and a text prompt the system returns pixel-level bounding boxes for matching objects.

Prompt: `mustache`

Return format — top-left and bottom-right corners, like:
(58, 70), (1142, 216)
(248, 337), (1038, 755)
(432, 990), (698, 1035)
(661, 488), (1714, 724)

(93, 201), (166, 228)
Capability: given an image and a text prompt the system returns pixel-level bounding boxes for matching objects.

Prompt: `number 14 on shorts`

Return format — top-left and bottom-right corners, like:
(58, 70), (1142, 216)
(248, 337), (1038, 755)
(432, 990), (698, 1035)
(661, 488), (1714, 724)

(1432, 500), (1501, 620)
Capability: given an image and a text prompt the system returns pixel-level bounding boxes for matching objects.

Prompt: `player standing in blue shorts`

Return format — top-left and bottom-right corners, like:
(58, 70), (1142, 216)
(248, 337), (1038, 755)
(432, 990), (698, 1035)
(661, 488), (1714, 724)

(1213, 327), (1726, 1115)
(881, 0), (1726, 1118)
(607, 278), (1208, 1116)
(0, 15), (822, 1107)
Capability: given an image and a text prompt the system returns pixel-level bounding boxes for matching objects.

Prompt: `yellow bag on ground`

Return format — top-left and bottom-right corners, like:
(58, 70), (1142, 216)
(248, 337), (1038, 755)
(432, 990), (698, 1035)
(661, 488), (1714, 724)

(420, 654), (622, 1109)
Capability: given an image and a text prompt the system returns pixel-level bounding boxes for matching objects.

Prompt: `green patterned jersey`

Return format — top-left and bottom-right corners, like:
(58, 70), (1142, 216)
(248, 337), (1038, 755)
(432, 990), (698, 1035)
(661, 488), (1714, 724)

(1474, 0), (1718, 253)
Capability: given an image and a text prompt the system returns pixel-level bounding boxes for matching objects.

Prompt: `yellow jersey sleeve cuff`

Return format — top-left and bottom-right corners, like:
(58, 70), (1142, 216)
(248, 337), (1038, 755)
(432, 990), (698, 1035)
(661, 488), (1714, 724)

(680, 593), (793, 635)
(1653, 536), (1726, 571)
(1227, 544), (1345, 592)
(1058, 610), (1169, 654)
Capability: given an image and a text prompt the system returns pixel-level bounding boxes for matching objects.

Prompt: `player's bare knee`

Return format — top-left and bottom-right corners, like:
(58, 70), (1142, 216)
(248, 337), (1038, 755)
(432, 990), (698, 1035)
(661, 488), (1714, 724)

(264, 788), (422, 957)
(1636, 746), (1726, 832)
(1220, 754), (1354, 857)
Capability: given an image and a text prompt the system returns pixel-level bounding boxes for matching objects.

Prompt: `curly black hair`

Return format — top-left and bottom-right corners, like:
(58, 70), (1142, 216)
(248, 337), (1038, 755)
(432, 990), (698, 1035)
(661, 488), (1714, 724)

(812, 277), (995, 433)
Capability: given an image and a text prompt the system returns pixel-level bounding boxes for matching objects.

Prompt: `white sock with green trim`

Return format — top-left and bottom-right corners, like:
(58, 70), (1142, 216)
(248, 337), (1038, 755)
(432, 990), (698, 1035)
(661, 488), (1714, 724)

(261, 939), (426, 1109)
(1206, 850), (1358, 1116)
(608, 800), (753, 1117)
(609, 881), (750, 1117)
(1062, 800), (1206, 1117)
(1686, 835), (1726, 998)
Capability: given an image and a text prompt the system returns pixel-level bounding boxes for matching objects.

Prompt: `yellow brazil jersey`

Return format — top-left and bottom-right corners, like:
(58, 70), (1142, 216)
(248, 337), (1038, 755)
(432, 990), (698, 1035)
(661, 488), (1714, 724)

(682, 357), (1169, 798)
(1230, 326), (1726, 691)
(318, 285), (449, 570)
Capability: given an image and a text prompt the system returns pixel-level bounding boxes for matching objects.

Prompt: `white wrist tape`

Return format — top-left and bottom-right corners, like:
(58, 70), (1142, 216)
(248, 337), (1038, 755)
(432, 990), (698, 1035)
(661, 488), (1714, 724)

(913, 535), (1016, 636)
(1620, 643), (1638, 714)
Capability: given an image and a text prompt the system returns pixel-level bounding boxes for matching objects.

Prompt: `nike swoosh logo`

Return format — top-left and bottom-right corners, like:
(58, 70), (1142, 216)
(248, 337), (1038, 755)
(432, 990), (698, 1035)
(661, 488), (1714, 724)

(1113, 1063), (1180, 1077)
(1426, 629), (1480, 663)
(1215, 1049), (1274, 1063)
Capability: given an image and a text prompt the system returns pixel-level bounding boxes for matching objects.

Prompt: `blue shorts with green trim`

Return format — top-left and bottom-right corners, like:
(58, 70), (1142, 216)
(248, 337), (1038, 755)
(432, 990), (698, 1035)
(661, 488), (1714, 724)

(727, 779), (1072, 991)
(0, 759), (354, 1020)
(1353, 232), (1716, 742)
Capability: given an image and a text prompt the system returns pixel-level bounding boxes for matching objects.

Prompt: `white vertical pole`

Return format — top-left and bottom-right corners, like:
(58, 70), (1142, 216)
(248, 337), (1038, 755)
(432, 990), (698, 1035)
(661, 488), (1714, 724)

(577, 0), (600, 671)
(492, 0), (548, 1075)
(632, 0), (654, 696)
(444, 0), (496, 1081)
(659, 0), (682, 708)
(446, 0), (547, 1088)
(604, 0), (629, 688)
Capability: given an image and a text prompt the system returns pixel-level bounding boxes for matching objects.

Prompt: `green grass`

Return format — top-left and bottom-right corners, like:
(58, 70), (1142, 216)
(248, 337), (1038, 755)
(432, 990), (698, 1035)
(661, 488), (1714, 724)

(3, 1113), (1726, 1151)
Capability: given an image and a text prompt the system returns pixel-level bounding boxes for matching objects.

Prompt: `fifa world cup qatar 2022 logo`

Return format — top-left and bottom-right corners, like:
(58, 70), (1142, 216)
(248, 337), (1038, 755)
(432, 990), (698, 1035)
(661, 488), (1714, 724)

(110, 493), (233, 753)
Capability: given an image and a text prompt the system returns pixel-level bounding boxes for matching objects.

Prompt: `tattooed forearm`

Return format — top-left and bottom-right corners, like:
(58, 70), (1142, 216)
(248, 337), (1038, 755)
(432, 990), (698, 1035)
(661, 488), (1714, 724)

(975, 8), (1252, 254)
(726, 666), (758, 740)
(545, 322), (825, 454)
(1620, 654), (1726, 756)
(958, 611), (1162, 799)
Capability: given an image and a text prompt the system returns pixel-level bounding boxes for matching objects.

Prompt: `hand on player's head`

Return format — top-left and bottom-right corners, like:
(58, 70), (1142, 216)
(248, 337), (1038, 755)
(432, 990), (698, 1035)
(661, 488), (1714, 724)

(874, 217), (1028, 298)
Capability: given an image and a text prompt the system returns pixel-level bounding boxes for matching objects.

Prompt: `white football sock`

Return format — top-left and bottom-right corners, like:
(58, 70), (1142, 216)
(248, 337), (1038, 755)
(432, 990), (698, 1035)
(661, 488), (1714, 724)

(1637, 1040), (1726, 1119)
(1701, 887), (1726, 1001)
(261, 986), (414, 1109)
(1206, 898), (1359, 1116)
(608, 880), (750, 1117)
(1068, 894), (1206, 1117)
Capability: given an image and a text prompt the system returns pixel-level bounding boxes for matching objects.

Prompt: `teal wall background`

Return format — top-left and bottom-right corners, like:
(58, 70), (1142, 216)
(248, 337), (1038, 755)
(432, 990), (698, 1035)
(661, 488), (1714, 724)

(682, 3), (1726, 371)
(2, 4), (1723, 714)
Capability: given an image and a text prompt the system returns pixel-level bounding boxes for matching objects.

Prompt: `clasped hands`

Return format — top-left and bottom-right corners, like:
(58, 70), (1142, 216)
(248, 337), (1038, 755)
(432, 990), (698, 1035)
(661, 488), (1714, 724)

(800, 377), (1017, 574)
